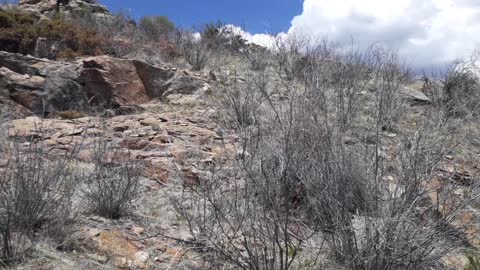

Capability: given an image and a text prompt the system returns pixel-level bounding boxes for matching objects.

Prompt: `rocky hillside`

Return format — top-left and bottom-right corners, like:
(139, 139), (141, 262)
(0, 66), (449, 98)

(1, 1), (480, 270)
(0, 51), (211, 116)
(0, 1), (229, 269)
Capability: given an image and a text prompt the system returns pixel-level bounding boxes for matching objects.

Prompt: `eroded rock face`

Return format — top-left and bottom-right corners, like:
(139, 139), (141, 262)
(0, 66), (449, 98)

(0, 51), (83, 115)
(78, 56), (209, 108)
(19, 0), (109, 17)
(0, 51), (211, 117)
(81, 56), (151, 107)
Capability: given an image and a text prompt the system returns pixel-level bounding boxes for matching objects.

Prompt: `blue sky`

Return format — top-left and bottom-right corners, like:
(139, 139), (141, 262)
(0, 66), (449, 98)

(98, 0), (480, 67)
(99, 0), (303, 34)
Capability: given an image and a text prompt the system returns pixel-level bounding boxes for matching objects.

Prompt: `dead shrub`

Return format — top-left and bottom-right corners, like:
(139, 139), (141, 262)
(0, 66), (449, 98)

(179, 31), (211, 71)
(82, 139), (142, 219)
(244, 46), (270, 71)
(0, 137), (78, 265)
(212, 69), (266, 129)
(175, 37), (478, 269)
(422, 52), (480, 120)
(442, 56), (480, 119)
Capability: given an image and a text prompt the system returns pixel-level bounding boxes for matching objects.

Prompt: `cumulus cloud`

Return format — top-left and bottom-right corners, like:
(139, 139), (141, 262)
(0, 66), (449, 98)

(237, 0), (480, 68)
(225, 25), (277, 48)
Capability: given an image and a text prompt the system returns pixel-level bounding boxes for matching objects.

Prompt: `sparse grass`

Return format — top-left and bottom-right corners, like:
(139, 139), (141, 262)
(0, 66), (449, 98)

(57, 110), (86, 120)
(465, 253), (480, 270)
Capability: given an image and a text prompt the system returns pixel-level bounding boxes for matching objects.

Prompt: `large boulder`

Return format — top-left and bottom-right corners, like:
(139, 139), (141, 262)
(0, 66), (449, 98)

(79, 56), (211, 107)
(0, 96), (32, 119)
(0, 51), (212, 116)
(399, 85), (431, 103)
(0, 51), (84, 115)
(81, 56), (151, 107)
(132, 60), (176, 97)
(161, 71), (211, 98)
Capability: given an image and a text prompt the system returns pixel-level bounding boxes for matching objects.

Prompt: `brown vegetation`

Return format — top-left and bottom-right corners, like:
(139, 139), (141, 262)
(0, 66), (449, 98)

(0, 6), (102, 58)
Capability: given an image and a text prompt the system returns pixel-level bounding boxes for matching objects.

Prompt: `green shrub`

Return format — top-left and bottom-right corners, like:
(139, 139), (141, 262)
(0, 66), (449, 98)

(139, 15), (174, 40)
(0, 7), (102, 58)
(466, 254), (480, 270)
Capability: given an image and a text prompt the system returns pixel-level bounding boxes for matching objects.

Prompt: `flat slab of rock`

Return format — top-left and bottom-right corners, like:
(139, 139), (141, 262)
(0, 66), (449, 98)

(399, 85), (431, 103)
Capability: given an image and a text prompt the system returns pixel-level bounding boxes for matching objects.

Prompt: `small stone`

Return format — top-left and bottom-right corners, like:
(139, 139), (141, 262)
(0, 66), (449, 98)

(154, 244), (167, 252)
(442, 163), (455, 173)
(134, 251), (150, 263)
(87, 228), (102, 237)
(86, 253), (109, 263)
(132, 226), (145, 235)
(113, 125), (128, 132)
(113, 257), (130, 268)
(384, 132), (397, 138)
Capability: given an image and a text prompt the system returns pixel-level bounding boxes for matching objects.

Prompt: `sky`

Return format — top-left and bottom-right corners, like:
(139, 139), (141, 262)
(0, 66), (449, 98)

(100, 0), (303, 34)
(100, 0), (480, 69)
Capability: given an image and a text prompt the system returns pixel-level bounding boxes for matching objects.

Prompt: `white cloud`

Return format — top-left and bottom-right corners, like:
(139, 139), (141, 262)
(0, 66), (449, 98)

(237, 0), (480, 68)
(225, 25), (277, 48)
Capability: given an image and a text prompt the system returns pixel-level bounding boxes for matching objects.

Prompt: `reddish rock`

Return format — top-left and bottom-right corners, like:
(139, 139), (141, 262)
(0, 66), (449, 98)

(95, 230), (139, 257)
(120, 138), (150, 150)
(0, 96), (31, 119)
(81, 56), (150, 107)
(144, 158), (171, 183)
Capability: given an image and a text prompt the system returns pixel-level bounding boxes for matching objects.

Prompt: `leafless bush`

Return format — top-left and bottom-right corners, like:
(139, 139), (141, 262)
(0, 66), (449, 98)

(273, 35), (310, 81)
(72, 9), (139, 57)
(244, 46), (270, 71)
(178, 31), (211, 71)
(0, 137), (77, 265)
(442, 54), (480, 119)
(175, 37), (478, 269)
(370, 47), (409, 131)
(212, 69), (267, 129)
(422, 52), (480, 120)
(175, 161), (305, 269)
(82, 139), (141, 219)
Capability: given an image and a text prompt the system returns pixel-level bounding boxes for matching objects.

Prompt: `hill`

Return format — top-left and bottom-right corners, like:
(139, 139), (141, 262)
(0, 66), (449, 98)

(1, 1), (480, 269)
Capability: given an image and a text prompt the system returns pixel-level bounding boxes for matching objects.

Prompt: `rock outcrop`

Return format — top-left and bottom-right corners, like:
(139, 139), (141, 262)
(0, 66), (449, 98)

(0, 51), (83, 115)
(0, 51), (212, 117)
(19, 0), (110, 19)
(399, 85), (431, 103)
